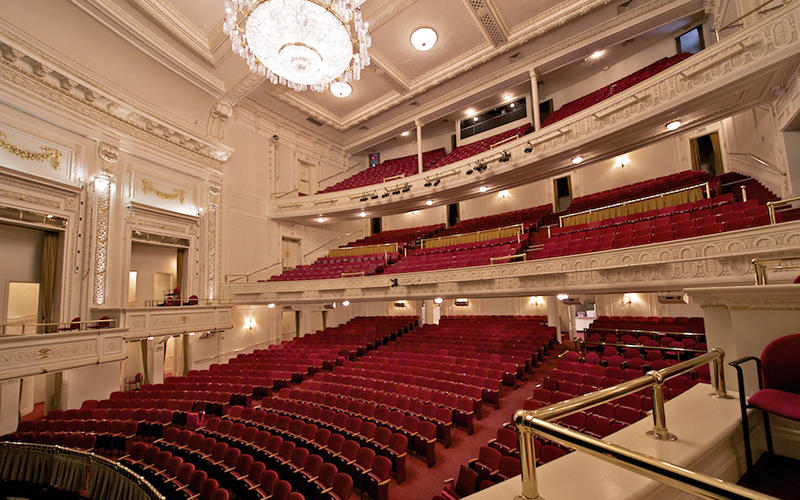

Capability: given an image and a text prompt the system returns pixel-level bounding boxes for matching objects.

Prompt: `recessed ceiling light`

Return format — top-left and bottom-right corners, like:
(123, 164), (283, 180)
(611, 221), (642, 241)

(316, 216), (326, 223)
(425, 199), (433, 206)
(401, 130), (410, 136)
(268, 303), (275, 309)
(411, 27), (437, 51)
(572, 156), (584, 165)
(588, 50), (605, 60)
(503, 93), (513, 101)
(330, 81), (352, 98)
(479, 186), (488, 193)
(359, 211), (366, 217)
(342, 300), (350, 307)
(498, 190), (509, 198)
(509, 102), (515, 108)
(473, 116), (479, 122)
(465, 108), (476, 117)
(666, 120), (682, 131)
(434, 297), (443, 304)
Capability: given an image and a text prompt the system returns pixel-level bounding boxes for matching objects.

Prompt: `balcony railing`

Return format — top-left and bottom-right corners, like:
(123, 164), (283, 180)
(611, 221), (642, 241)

(0, 318), (118, 335)
(511, 349), (778, 499)
(0, 441), (164, 500)
(751, 255), (800, 284)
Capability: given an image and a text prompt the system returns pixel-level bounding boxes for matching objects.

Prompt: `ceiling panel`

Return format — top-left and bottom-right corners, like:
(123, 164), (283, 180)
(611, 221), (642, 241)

(368, 0), (488, 82)
(293, 67), (398, 117)
(165, 0), (224, 32)
(493, 0), (569, 30)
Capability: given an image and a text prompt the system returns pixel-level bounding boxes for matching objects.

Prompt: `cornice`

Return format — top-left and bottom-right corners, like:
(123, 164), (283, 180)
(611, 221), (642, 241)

(686, 284), (800, 310)
(127, 0), (217, 65)
(68, 0), (225, 96)
(222, 221), (800, 303)
(0, 28), (233, 170)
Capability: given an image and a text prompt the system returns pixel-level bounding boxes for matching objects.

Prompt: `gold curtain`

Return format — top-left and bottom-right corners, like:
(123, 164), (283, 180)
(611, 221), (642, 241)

(422, 225), (522, 249)
(38, 232), (58, 333)
(690, 138), (702, 171)
(182, 334), (190, 377)
(329, 242), (397, 257)
(176, 248), (185, 298)
(139, 340), (149, 386)
(561, 187), (705, 227)
(710, 132), (723, 174)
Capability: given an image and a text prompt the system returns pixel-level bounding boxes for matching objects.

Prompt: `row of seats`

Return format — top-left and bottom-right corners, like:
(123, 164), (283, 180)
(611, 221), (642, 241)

(269, 252), (390, 281)
(543, 52), (694, 128)
(426, 124), (532, 172)
(435, 204), (551, 238)
(384, 240), (524, 273)
(346, 223), (445, 248)
(318, 149), (446, 194)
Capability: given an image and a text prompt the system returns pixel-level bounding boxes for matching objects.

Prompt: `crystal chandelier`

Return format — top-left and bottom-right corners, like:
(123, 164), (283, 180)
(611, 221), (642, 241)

(224, 0), (371, 92)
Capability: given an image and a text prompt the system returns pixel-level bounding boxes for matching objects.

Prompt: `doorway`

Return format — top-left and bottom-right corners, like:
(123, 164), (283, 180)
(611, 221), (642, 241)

(690, 132), (724, 175)
(553, 176), (573, 212)
(281, 237), (301, 271)
(447, 203), (460, 227)
(5, 282), (40, 335)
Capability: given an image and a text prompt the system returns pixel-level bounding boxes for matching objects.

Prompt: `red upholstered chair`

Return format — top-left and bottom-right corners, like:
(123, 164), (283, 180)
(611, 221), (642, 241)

(730, 333), (800, 469)
(441, 465), (479, 499)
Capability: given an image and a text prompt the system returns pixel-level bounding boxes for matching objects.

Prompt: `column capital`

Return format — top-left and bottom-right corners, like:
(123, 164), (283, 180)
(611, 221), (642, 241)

(528, 67), (538, 79)
(414, 118), (424, 128)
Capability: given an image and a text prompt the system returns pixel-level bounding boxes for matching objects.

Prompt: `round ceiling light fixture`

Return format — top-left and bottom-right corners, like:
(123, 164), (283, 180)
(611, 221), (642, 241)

(316, 216), (326, 223)
(479, 186), (489, 193)
(224, 0), (371, 92)
(411, 27), (437, 51)
(425, 199), (434, 206)
(401, 130), (410, 137)
(359, 211), (366, 217)
(330, 81), (352, 98)
(572, 156), (584, 165)
(666, 120), (682, 131)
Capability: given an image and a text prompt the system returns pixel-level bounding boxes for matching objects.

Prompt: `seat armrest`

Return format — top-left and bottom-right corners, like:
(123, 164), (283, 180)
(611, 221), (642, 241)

(443, 477), (454, 484)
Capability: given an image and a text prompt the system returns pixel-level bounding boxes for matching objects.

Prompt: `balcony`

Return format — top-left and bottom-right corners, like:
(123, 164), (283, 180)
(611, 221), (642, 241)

(223, 220), (800, 303)
(269, 2), (800, 222)
(93, 302), (234, 340)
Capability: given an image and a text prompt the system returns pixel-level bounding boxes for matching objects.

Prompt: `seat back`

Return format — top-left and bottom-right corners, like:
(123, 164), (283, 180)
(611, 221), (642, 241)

(761, 333), (800, 392)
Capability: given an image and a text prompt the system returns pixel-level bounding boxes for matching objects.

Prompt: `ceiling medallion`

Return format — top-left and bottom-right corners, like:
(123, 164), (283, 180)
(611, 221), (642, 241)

(224, 0), (371, 92)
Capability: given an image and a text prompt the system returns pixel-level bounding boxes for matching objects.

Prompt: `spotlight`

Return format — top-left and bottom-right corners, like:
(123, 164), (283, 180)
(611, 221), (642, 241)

(392, 189), (401, 195)
(498, 151), (510, 162)
(475, 162), (488, 173)
(360, 196), (368, 202)
(524, 142), (533, 154)
(371, 194), (379, 200)
(401, 186), (411, 193)
(389, 278), (399, 288)
(433, 179), (440, 186)
(466, 169), (473, 175)
(424, 181), (432, 187)
(381, 193), (390, 198)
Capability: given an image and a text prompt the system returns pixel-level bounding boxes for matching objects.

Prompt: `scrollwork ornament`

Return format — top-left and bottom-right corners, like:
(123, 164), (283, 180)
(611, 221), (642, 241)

(141, 178), (185, 204)
(0, 131), (61, 170)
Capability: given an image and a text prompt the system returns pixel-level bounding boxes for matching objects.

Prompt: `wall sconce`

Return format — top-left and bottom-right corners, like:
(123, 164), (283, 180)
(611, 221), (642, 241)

(530, 296), (544, 306)
(615, 155), (629, 169)
(556, 293), (569, 301)
(394, 300), (407, 308)
(267, 303), (276, 309)
(498, 190), (510, 199)
(454, 298), (469, 307)
(342, 300), (350, 307)
(622, 293), (635, 305)
(244, 317), (256, 330)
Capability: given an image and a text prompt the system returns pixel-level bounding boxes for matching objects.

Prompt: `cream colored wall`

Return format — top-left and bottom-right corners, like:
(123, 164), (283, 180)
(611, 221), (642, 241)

(129, 243), (178, 306)
(382, 205), (447, 231)
(438, 296), (549, 317)
(460, 180), (552, 220)
(0, 224), (43, 323)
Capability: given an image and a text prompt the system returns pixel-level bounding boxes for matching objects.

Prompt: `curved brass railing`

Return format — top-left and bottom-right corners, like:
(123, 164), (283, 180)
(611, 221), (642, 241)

(0, 441), (165, 500)
(512, 349), (778, 499)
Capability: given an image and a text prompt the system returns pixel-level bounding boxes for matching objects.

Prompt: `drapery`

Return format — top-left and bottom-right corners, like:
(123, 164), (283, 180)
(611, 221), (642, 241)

(560, 187), (705, 227)
(710, 132), (723, 174)
(0, 443), (160, 500)
(422, 225), (522, 249)
(176, 248), (185, 299)
(140, 339), (150, 385)
(329, 242), (398, 257)
(38, 231), (58, 333)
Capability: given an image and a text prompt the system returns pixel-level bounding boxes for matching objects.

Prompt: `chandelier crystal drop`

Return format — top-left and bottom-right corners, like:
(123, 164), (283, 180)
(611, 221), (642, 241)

(223, 0), (371, 92)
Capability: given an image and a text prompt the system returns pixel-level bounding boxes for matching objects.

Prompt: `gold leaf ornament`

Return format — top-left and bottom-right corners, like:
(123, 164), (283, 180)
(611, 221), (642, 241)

(141, 178), (185, 204)
(0, 131), (61, 170)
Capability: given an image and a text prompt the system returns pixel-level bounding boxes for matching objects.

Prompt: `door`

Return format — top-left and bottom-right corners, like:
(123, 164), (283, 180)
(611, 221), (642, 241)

(5, 282), (40, 335)
(553, 176), (572, 212)
(690, 132), (724, 175)
(282, 237), (301, 271)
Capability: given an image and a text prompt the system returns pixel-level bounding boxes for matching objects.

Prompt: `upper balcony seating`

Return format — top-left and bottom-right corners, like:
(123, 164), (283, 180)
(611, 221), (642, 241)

(383, 236), (524, 274)
(347, 223), (445, 248)
(426, 124), (533, 172)
(542, 52), (693, 128)
(533, 195), (771, 259)
(436, 204), (552, 238)
(268, 251), (396, 281)
(317, 149), (446, 194)
(563, 170), (712, 215)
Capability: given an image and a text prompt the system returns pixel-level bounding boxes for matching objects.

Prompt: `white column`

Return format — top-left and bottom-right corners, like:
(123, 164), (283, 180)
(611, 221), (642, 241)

(529, 68), (541, 131)
(415, 119), (424, 174)
(567, 304), (578, 341)
(0, 379), (21, 435)
(546, 296), (562, 343)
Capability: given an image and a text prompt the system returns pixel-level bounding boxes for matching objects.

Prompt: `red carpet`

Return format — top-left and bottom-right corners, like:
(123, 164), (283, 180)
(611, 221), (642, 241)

(390, 346), (564, 500)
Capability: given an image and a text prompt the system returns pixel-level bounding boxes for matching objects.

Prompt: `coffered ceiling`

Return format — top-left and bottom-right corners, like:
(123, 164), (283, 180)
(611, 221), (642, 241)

(67, 0), (704, 146)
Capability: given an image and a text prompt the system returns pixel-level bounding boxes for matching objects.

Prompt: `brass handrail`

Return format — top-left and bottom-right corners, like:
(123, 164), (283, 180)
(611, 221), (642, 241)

(490, 253), (527, 264)
(585, 326), (706, 338)
(715, 0), (787, 41)
(225, 261), (282, 283)
(766, 195), (800, 224)
(559, 182), (711, 227)
(0, 441), (165, 500)
(578, 339), (707, 354)
(515, 348), (738, 499)
(0, 318), (118, 335)
(421, 223), (524, 248)
(751, 256), (800, 284)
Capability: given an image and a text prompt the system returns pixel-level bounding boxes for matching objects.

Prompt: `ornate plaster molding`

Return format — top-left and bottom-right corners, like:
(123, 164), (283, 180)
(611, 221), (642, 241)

(0, 29), (233, 169)
(273, 1), (800, 219)
(686, 284), (800, 310)
(223, 221), (800, 302)
(463, 0), (509, 46)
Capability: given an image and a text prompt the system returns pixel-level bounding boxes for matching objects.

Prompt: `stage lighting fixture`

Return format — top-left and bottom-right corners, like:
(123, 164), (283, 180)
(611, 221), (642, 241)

(392, 189), (401, 195)
(424, 181), (432, 187)
(466, 168), (473, 175)
(524, 142), (533, 154)
(401, 186), (411, 193)
(433, 179), (441, 186)
(371, 194), (379, 200)
(381, 192), (389, 198)
(498, 151), (510, 162)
